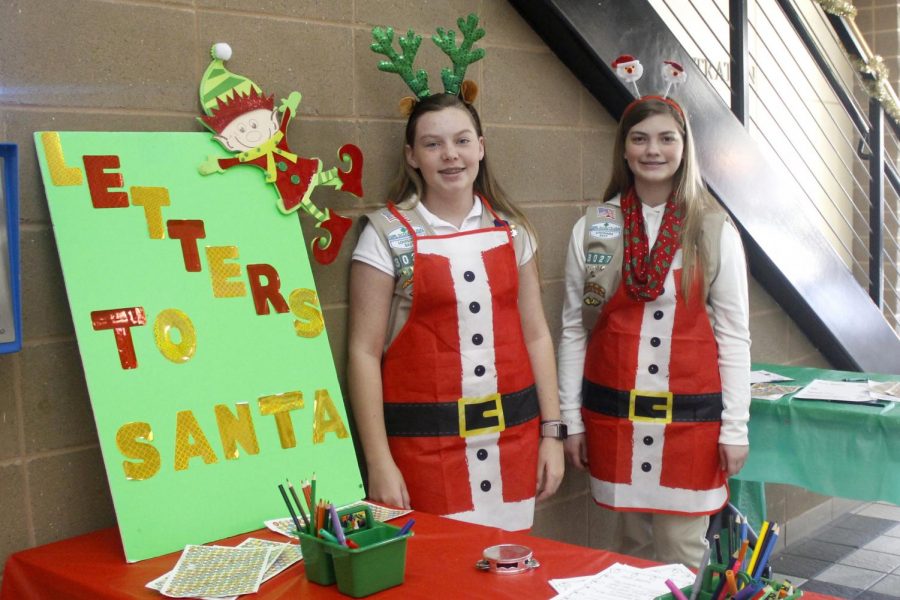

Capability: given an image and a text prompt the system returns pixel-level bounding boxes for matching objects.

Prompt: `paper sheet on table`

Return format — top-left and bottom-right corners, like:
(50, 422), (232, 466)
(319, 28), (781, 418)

(870, 380), (900, 401)
(750, 370), (795, 384)
(551, 562), (695, 600)
(751, 383), (802, 400)
(793, 379), (874, 403)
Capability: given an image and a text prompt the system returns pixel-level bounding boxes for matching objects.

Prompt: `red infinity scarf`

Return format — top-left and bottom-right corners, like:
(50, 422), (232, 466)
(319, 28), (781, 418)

(621, 187), (683, 302)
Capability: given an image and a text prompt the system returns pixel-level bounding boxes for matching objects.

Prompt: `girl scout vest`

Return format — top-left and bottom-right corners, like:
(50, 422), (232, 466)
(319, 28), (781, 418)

(580, 200), (730, 515)
(364, 198), (539, 530)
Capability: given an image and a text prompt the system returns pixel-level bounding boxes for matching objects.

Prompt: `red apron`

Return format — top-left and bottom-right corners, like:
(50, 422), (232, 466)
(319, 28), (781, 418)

(582, 251), (728, 515)
(381, 199), (539, 530)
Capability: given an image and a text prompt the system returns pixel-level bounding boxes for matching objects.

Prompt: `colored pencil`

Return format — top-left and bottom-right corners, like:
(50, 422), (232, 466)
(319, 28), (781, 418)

(286, 479), (310, 532)
(746, 520), (770, 577)
(277, 483), (303, 535)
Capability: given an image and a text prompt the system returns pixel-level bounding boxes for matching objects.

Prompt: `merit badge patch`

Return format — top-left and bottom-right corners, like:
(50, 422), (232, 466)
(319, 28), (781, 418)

(387, 225), (426, 250)
(589, 221), (622, 239)
(583, 282), (606, 307)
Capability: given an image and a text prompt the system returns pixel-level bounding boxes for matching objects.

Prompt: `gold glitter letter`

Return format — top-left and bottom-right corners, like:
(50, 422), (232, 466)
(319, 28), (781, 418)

(40, 132), (83, 186)
(206, 246), (246, 298)
(153, 308), (197, 364)
(116, 422), (160, 480)
(288, 288), (323, 338)
(130, 186), (171, 239)
(174, 410), (218, 470)
(215, 403), (260, 460)
(312, 389), (349, 444)
(258, 391), (304, 449)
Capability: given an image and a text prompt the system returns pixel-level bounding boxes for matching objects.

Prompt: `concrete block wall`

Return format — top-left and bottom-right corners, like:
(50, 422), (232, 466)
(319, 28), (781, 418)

(0, 0), (834, 579)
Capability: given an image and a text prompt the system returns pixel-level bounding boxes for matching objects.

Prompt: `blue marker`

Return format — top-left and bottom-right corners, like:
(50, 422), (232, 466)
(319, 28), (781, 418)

(395, 518), (415, 537)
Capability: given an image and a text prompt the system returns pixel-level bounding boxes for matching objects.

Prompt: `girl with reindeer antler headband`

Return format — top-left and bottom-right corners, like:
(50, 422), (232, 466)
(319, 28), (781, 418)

(347, 14), (564, 531)
(558, 56), (751, 567)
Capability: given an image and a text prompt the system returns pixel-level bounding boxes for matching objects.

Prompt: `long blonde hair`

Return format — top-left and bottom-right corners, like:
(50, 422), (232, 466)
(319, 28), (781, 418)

(388, 94), (538, 248)
(602, 98), (720, 300)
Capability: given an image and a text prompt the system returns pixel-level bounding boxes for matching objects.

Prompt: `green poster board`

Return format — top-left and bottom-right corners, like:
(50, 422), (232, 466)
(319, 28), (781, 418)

(34, 131), (362, 562)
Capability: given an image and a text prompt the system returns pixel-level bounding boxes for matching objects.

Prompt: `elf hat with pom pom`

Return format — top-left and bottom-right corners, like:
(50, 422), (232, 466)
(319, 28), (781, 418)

(198, 43), (261, 116)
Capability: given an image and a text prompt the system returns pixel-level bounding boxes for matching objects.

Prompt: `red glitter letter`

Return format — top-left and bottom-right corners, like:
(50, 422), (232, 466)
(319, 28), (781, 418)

(167, 220), (206, 272)
(247, 264), (289, 315)
(83, 155), (129, 208)
(91, 307), (147, 370)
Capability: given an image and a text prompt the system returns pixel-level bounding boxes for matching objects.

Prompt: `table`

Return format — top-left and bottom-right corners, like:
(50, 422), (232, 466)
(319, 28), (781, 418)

(736, 363), (900, 505)
(1, 511), (840, 599)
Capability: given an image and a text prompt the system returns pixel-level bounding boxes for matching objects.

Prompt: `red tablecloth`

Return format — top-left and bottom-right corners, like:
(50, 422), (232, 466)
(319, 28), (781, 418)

(1, 511), (839, 599)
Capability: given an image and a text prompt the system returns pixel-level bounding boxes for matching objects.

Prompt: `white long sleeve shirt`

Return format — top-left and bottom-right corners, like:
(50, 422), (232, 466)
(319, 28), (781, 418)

(557, 199), (752, 445)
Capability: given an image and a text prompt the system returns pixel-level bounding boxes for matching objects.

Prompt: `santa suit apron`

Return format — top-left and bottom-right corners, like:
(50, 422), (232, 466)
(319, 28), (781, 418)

(380, 199), (540, 530)
(582, 246), (728, 515)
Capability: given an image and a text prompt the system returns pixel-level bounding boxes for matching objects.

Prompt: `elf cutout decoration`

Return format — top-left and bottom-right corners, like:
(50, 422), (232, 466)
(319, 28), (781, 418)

(197, 43), (363, 265)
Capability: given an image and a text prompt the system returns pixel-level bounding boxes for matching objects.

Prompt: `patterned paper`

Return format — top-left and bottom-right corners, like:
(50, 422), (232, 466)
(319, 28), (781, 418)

(161, 545), (272, 598)
(237, 538), (303, 581)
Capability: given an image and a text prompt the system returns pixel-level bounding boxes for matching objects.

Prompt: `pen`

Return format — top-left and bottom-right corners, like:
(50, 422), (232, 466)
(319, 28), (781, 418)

(395, 518), (415, 537)
(841, 377), (867, 382)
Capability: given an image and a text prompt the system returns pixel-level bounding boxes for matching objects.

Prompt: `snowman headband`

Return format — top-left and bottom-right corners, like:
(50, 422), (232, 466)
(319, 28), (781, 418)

(371, 13), (485, 116)
(612, 55), (687, 121)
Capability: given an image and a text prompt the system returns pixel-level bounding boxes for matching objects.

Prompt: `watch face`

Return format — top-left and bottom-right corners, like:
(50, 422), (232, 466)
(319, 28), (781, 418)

(541, 422), (567, 439)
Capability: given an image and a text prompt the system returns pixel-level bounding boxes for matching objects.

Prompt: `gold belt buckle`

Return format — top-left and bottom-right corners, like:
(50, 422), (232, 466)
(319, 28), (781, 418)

(458, 393), (506, 437)
(628, 389), (673, 424)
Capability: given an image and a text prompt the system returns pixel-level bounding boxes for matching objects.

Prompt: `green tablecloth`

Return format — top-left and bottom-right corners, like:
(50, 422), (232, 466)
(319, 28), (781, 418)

(734, 363), (900, 524)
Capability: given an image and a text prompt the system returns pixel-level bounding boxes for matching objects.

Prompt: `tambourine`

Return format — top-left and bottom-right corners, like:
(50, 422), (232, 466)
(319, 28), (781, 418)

(475, 544), (540, 574)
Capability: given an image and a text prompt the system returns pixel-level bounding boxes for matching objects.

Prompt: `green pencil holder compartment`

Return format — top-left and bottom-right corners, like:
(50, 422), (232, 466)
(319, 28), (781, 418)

(297, 531), (337, 585)
(653, 562), (802, 600)
(329, 521), (411, 598)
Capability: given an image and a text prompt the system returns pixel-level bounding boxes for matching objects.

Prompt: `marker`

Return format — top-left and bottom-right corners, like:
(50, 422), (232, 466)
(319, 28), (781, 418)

(347, 538), (360, 549)
(664, 579), (689, 600)
(318, 528), (340, 544)
(395, 518), (415, 537)
(714, 533), (723, 564)
(328, 503), (347, 545)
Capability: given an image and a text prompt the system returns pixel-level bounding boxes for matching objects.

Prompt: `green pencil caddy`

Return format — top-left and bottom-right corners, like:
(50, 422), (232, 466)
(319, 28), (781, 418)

(653, 563), (803, 600)
(329, 521), (411, 598)
(297, 531), (337, 585)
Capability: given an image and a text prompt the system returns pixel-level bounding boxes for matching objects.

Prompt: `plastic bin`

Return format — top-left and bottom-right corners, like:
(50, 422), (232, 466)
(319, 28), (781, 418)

(329, 521), (410, 598)
(653, 563), (802, 600)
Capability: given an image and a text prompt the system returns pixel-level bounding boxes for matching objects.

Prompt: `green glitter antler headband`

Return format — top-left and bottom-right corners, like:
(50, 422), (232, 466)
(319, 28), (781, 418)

(370, 26), (430, 99)
(433, 13), (486, 96)
(371, 13), (486, 100)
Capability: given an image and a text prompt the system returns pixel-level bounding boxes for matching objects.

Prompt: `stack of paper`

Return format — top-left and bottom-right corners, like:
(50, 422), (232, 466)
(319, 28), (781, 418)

(549, 562), (695, 599)
(146, 539), (302, 599)
(793, 379), (898, 404)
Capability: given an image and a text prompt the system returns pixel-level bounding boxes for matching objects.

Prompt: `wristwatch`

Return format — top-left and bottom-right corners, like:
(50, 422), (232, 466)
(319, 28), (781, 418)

(540, 420), (568, 440)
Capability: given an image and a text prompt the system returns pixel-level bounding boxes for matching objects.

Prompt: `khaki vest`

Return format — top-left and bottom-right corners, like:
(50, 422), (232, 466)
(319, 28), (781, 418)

(580, 199), (728, 330)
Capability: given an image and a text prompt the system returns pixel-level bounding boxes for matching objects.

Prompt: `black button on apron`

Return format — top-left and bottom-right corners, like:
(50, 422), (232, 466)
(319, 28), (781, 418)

(643, 436), (654, 446)
(641, 462), (652, 472)
(653, 310), (664, 320)
(648, 364), (659, 374)
(472, 334), (483, 345)
(469, 301), (481, 313)
(464, 271), (475, 282)
(480, 480), (492, 492)
(477, 449), (488, 460)
(650, 337), (661, 347)
(474, 365), (486, 377)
